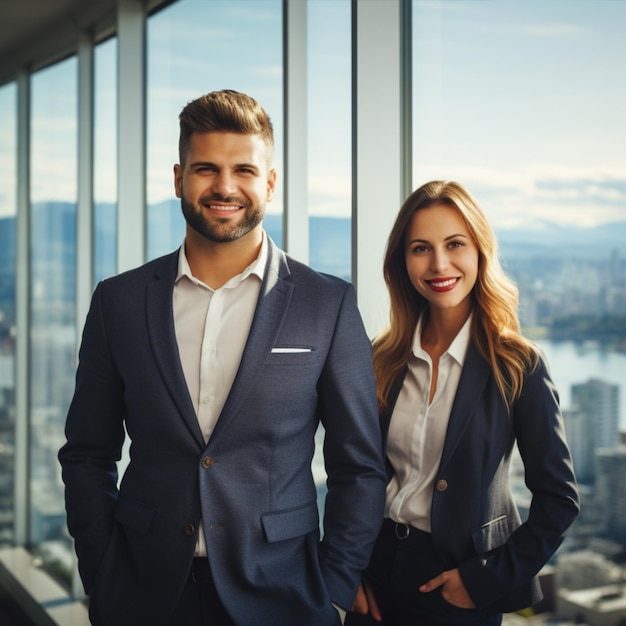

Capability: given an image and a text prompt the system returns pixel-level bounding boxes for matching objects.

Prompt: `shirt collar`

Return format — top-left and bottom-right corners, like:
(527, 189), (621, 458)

(412, 313), (472, 367)
(176, 231), (268, 288)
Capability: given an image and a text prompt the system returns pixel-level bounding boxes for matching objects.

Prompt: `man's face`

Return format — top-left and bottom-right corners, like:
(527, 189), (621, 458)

(174, 131), (276, 244)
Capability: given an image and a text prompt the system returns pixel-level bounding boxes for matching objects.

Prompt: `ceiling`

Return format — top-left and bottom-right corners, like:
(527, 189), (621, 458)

(0, 0), (117, 85)
(0, 0), (172, 87)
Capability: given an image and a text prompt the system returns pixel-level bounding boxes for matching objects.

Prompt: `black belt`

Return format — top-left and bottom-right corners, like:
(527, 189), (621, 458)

(190, 557), (213, 584)
(383, 517), (432, 545)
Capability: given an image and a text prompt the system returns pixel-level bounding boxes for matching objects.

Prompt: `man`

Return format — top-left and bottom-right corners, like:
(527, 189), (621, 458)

(59, 89), (386, 626)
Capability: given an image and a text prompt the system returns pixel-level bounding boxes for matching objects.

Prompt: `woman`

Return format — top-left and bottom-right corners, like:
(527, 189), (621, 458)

(348, 181), (579, 625)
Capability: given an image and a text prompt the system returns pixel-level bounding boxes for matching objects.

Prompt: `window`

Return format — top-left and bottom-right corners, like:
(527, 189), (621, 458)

(307, 0), (351, 282)
(94, 37), (118, 283)
(146, 0), (283, 260)
(30, 58), (78, 585)
(412, 0), (626, 585)
(0, 82), (16, 547)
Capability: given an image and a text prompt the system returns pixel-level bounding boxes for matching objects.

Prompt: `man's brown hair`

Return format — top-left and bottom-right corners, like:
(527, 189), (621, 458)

(178, 89), (274, 166)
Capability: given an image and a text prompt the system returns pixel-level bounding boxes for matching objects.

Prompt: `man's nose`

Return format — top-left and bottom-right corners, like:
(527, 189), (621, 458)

(211, 171), (237, 196)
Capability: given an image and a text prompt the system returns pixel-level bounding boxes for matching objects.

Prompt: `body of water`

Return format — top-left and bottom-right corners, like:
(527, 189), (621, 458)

(534, 339), (626, 433)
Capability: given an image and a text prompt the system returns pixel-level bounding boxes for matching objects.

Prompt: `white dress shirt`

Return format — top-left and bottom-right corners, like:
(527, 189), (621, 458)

(173, 234), (267, 554)
(385, 314), (471, 532)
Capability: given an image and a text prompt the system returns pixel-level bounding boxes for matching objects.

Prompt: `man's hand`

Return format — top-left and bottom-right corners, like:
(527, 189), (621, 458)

(419, 568), (475, 609)
(352, 580), (383, 621)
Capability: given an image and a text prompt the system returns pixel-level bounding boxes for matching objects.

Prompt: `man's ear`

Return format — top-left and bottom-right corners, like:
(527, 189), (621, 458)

(266, 168), (277, 201)
(173, 163), (183, 198)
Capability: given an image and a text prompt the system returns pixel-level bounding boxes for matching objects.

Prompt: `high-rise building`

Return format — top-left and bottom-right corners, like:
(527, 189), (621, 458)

(570, 379), (620, 485)
(563, 405), (593, 485)
(596, 446), (626, 546)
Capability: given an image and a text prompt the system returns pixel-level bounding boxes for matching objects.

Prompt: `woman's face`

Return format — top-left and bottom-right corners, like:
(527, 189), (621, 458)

(404, 202), (479, 318)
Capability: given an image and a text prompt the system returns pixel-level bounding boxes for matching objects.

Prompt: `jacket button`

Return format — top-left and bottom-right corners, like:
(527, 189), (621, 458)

(183, 523), (195, 536)
(202, 456), (216, 469)
(436, 479), (448, 492)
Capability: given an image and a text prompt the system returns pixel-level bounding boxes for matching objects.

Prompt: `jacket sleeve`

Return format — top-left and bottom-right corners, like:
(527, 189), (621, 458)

(458, 352), (580, 609)
(315, 284), (388, 610)
(58, 281), (126, 593)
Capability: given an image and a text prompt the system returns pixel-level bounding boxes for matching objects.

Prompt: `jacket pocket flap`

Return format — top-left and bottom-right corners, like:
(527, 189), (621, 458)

(471, 515), (515, 554)
(114, 495), (155, 534)
(261, 502), (319, 543)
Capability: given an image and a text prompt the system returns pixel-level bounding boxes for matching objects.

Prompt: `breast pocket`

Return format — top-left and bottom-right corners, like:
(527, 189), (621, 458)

(266, 347), (319, 367)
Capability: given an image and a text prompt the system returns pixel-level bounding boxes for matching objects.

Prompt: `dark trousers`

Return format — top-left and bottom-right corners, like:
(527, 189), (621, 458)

(166, 558), (236, 626)
(346, 519), (502, 626)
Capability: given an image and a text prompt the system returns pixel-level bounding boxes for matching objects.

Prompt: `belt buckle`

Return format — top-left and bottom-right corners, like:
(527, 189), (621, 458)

(191, 558), (212, 584)
(394, 522), (410, 540)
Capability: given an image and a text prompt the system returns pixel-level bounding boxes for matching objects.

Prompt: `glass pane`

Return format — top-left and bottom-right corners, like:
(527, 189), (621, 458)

(412, 0), (626, 589)
(0, 82), (16, 547)
(308, 0), (351, 282)
(146, 0), (283, 260)
(307, 0), (352, 529)
(30, 58), (77, 585)
(94, 37), (118, 283)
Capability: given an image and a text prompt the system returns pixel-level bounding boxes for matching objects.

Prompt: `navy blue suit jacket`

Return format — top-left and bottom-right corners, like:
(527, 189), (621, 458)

(59, 237), (387, 626)
(381, 344), (579, 613)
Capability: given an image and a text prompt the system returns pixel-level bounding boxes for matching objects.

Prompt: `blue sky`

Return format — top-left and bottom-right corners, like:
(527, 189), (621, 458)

(0, 0), (624, 230)
(411, 0), (626, 229)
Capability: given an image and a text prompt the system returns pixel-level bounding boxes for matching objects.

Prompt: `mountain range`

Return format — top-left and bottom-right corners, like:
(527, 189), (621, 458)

(0, 202), (623, 289)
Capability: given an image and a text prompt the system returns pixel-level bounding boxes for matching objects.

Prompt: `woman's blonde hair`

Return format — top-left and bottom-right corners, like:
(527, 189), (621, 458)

(372, 180), (537, 413)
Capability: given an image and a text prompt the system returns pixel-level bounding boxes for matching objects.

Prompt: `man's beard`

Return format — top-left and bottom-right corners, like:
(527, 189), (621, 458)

(180, 189), (265, 243)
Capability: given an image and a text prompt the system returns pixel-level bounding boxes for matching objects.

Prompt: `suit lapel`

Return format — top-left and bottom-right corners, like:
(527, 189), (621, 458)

(438, 343), (490, 470)
(209, 238), (294, 441)
(146, 251), (205, 447)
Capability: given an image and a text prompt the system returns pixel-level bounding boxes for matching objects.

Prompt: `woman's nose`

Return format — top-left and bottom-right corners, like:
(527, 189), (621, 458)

(431, 249), (449, 272)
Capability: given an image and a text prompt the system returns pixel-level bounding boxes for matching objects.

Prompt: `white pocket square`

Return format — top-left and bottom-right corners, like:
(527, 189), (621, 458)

(271, 347), (312, 353)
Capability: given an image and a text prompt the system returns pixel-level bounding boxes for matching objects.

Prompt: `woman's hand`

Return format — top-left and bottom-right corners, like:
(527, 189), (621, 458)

(352, 580), (383, 621)
(419, 568), (476, 609)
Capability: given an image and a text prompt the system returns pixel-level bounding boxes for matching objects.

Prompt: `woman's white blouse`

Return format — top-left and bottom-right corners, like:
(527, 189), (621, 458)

(385, 315), (471, 532)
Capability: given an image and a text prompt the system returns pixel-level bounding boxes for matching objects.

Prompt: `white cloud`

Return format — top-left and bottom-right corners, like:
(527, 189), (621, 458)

(520, 23), (582, 37)
(411, 163), (626, 230)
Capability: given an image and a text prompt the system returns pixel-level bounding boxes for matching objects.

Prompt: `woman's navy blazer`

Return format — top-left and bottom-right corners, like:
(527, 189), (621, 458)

(381, 343), (580, 613)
